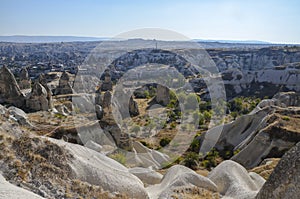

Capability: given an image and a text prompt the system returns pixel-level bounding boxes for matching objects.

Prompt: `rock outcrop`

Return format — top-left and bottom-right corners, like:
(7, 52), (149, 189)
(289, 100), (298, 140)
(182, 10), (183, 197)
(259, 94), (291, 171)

(54, 71), (73, 95)
(126, 142), (170, 169)
(147, 165), (218, 199)
(208, 160), (265, 199)
(256, 142), (300, 199)
(38, 74), (53, 109)
(8, 106), (32, 126)
(94, 89), (102, 106)
(26, 82), (50, 111)
(129, 96), (139, 116)
(200, 92), (300, 169)
(49, 138), (149, 199)
(0, 66), (25, 108)
(217, 62), (300, 99)
(129, 167), (163, 186)
(0, 174), (44, 199)
(102, 91), (112, 109)
(100, 69), (113, 91)
(156, 84), (170, 106)
(18, 68), (31, 89)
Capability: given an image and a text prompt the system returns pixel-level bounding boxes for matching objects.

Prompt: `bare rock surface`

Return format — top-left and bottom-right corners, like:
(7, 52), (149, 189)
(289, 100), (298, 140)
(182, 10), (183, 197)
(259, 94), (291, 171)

(54, 71), (73, 95)
(208, 160), (265, 199)
(18, 68), (31, 89)
(48, 138), (149, 199)
(7, 106), (32, 126)
(200, 92), (300, 169)
(126, 142), (169, 169)
(147, 165), (218, 199)
(129, 167), (163, 186)
(101, 69), (113, 91)
(26, 82), (50, 111)
(38, 74), (53, 109)
(256, 142), (300, 199)
(0, 173), (45, 199)
(0, 66), (25, 108)
(129, 96), (139, 116)
(156, 84), (170, 106)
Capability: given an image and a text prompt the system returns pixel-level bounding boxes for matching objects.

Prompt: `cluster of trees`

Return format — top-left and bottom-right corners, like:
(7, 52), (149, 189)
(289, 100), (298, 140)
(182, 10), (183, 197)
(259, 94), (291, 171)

(133, 85), (264, 170)
(228, 97), (261, 119)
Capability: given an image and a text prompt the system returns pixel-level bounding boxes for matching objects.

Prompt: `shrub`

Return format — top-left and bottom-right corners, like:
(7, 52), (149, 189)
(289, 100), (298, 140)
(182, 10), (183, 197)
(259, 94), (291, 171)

(230, 111), (238, 120)
(189, 138), (200, 152)
(183, 152), (200, 170)
(144, 90), (150, 99)
(201, 148), (219, 169)
(170, 122), (177, 129)
(109, 152), (126, 165)
(130, 125), (140, 133)
(203, 110), (212, 122)
(282, 116), (290, 121)
(159, 137), (171, 147)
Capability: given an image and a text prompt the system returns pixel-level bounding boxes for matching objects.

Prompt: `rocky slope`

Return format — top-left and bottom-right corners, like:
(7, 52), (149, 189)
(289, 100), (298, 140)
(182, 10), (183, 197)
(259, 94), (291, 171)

(1, 92), (300, 198)
(200, 92), (300, 169)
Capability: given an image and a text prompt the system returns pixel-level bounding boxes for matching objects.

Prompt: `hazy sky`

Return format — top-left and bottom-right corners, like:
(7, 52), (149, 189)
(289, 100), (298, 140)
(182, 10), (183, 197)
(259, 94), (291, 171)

(1, 0), (300, 43)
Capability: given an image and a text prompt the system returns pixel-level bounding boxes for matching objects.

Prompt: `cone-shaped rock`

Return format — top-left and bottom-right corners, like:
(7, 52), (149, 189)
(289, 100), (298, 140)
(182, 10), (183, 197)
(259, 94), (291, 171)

(0, 66), (25, 107)
(19, 68), (31, 89)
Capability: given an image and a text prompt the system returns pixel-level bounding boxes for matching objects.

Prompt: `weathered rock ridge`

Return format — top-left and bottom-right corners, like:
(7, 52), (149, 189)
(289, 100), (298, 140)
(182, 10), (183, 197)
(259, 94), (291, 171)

(200, 92), (300, 169)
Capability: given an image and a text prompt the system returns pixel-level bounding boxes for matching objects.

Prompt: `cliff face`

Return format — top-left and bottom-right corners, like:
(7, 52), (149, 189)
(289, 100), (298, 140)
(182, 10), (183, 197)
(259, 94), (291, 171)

(107, 46), (300, 98)
(208, 47), (300, 71)
(207, 47), (300, 98)
(220, 62), (300, 98)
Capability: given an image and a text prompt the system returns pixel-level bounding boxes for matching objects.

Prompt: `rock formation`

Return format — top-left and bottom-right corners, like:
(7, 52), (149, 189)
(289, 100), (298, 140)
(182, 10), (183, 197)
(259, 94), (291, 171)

(18, 67), (31, 89)
(38, 74), (53, 109)
(94, 88), (102, 106)
(54, 71), (73, 95)
(129, 96), (139, 116)
(126, 142), (170, 169)
(8, 106), (32, 126)
(0, 66), (25, 108)
(200, 92), (300, 169)
(208, 160), (265, 199)
(102, 91), (112, 109)
(129, 167), (163, 186)
(26, 82), (50, 111)
(95, 105), (103, 120)
(156, 84), (170, 106)
(0, 174), (44, 199)
(256, 142), (300, 199)
(49, 138), (148, 199)
(147, 165), (219, 199)
(100, 69), (112, 91)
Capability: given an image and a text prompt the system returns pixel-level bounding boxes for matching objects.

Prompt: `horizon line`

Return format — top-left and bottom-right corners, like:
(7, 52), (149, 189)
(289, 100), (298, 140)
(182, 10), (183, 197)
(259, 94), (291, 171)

(0, 35), (300, 45)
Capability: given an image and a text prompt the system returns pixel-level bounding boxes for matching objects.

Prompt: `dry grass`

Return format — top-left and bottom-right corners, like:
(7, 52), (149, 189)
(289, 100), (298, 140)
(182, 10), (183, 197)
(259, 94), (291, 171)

(250, 158), (280, 180)
(0, 130), (129, 198)
(171, 186), (220, 199)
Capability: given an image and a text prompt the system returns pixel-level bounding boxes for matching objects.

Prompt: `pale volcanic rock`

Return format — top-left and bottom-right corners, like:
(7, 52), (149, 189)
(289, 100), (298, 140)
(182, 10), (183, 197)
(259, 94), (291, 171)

(0, 66), (26, 108)
(54, 71), (73, 95)
(208, 160), (265, 199)
(156, 84), (170, 106)
(256, 142), (300, 199)
(18, 67), (31, 89)
(129, 96), (139, 116)
(26, 82), (50, 111)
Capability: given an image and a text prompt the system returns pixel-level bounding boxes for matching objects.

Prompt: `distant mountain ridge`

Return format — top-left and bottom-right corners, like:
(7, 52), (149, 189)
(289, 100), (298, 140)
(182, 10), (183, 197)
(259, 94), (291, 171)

(193, 39), (272, 44)
(0, 35), (275, 44)
(0, 35), (109, 43)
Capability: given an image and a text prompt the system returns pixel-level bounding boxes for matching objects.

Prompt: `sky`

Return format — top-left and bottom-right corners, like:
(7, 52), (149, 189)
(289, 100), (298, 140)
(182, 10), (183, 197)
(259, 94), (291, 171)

(0, 0), (300, 43)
